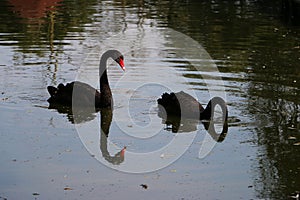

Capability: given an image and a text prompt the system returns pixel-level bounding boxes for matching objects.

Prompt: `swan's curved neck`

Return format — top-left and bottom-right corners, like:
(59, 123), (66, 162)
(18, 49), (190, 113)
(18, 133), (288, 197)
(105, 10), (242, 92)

(200, 105), (211, 120)
(100, 69), (110, 92)
(99, 51), (113, 106)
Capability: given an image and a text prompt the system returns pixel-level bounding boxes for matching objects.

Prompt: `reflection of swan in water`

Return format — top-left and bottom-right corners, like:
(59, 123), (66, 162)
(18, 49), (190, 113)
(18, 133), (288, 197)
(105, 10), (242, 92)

(100, 108), (126, 165)
(47, 105), (126, 165)
(158, 94), (228, 142)
(48, 103), (97, 124)
(158, 113), (228, 142)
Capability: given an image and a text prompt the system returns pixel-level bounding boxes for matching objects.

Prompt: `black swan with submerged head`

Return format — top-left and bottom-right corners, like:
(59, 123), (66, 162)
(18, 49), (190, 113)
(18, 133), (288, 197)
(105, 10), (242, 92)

(157, 91), (228, 123)
(47, 50), (125, 109)
(157, 91), (228, 141)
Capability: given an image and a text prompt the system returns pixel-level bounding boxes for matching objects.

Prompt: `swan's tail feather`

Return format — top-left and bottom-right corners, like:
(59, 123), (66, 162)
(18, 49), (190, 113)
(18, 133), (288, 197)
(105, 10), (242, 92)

(157, 92), (176, 107)
(47, 86), (57, 97)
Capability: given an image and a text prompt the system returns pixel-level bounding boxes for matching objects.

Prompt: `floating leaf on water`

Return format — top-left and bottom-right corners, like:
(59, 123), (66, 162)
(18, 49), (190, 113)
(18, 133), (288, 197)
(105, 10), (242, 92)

(288, 126), (296, 130)
(291, 193), (299, 199)
(160, 153), (175, 159)
(32, 192), (39, 196)
(140, 184), (148, 189)
(64, 187), (73, 191)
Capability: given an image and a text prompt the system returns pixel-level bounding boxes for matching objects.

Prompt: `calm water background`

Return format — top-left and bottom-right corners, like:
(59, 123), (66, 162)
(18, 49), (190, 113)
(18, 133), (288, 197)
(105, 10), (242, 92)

(0, 0), (299, 199)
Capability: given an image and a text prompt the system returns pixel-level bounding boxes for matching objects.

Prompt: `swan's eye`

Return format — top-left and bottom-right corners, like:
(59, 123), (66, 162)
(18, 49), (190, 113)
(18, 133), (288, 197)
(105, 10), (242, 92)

(116, 56), (124, 63)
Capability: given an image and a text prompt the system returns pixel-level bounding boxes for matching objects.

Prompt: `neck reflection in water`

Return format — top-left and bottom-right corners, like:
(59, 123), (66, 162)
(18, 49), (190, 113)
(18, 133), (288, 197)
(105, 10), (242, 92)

(99, 108), (126, 165)
(48, 104), (126, 165)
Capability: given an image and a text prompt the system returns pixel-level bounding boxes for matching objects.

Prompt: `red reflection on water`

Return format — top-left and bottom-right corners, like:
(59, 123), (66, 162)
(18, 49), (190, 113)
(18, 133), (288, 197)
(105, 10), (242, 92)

(9, 0), (61, 19)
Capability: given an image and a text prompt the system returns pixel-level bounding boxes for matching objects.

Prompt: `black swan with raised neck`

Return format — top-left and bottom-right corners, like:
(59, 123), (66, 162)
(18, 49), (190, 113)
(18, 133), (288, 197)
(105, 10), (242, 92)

(157, 91), (228, 121)
(47, 50), (125, 108)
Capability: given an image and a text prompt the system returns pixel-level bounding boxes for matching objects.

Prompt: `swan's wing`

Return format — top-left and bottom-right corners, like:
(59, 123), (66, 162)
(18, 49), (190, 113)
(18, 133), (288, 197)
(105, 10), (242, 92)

(69, 81), (100, 107)
(158, 91), (203, 118)
(47, 81), (100, 107)
(174, 91), (203, 117)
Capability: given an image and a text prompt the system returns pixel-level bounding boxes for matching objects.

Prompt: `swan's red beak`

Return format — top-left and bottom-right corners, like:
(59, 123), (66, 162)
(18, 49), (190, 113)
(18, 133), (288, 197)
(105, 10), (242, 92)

(119, 58), (125, 71)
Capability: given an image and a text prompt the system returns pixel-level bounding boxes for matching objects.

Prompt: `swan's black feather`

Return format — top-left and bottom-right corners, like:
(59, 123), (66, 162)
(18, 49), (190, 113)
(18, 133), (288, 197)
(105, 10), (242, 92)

(157, 91), (227, 121)
(47, 50), (124, 108)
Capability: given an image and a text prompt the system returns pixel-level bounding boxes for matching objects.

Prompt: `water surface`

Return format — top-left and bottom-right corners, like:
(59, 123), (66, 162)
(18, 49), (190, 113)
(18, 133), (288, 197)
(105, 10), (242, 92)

(0, 0), (299, 199)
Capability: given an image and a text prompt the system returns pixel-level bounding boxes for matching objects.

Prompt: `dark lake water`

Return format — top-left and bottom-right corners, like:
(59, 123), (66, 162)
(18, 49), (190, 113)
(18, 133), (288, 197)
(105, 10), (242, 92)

(0, 0), (299, 199)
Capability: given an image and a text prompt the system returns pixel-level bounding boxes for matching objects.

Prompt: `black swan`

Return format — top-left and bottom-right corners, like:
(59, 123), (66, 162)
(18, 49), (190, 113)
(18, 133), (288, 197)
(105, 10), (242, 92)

(47, 50), (125, 108)
(157, 91), (228, 121)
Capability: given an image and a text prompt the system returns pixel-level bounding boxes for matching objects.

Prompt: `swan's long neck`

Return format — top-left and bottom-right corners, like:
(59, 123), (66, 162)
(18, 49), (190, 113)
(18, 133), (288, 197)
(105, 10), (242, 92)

(99, 51), (113, 107)
(100, 69), (110, 92)
(200, 97), (228, 121)
(200, 105), (211, 120)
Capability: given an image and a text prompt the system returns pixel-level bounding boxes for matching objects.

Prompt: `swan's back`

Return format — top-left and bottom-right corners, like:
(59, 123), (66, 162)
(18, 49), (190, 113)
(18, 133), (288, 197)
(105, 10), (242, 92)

(47, 81), (101, 107)
(157, 91), (203, 118)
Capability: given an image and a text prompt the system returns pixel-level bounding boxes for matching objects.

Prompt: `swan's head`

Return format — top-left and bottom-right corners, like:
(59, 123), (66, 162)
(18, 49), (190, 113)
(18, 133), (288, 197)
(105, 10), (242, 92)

(115, 55), (125, 71)
(111, 50), (125, 71)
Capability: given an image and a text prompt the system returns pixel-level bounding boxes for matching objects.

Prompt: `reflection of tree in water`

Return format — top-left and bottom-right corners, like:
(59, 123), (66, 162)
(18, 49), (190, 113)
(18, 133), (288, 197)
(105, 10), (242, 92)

(154, 1), (299, 196)
(1, 0), (98, 43)
(48, 104), (126, 165)
(0, 0), (101, 80)
(0, 0), (101, 88)
(248, 95), (300, 199)
(244, 20), (300, 196)
(281, 0), (300, 25)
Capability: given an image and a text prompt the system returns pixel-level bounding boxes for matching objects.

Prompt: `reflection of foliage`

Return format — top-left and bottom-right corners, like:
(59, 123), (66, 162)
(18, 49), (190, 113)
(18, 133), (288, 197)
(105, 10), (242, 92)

(142, 1), (299, 199)
(0, 0), (97, 55)
(250, 96), (300, 199)
(246, 26), (300, 198)
(121, 5), (299, 197)
(282, 0), (300, 25)
(53, 0), (98, 37)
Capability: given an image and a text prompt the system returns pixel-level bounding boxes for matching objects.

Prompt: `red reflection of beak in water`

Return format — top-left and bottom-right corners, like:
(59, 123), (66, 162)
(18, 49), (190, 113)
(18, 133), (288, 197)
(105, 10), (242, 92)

(121, 146), (126, 157)
(9, 0), (61, 19)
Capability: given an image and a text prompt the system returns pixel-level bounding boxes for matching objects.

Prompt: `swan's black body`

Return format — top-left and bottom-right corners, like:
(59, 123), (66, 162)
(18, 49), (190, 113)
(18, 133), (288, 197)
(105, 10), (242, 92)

(157, 91), (228, 121)
(47, 50), (124, 108)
